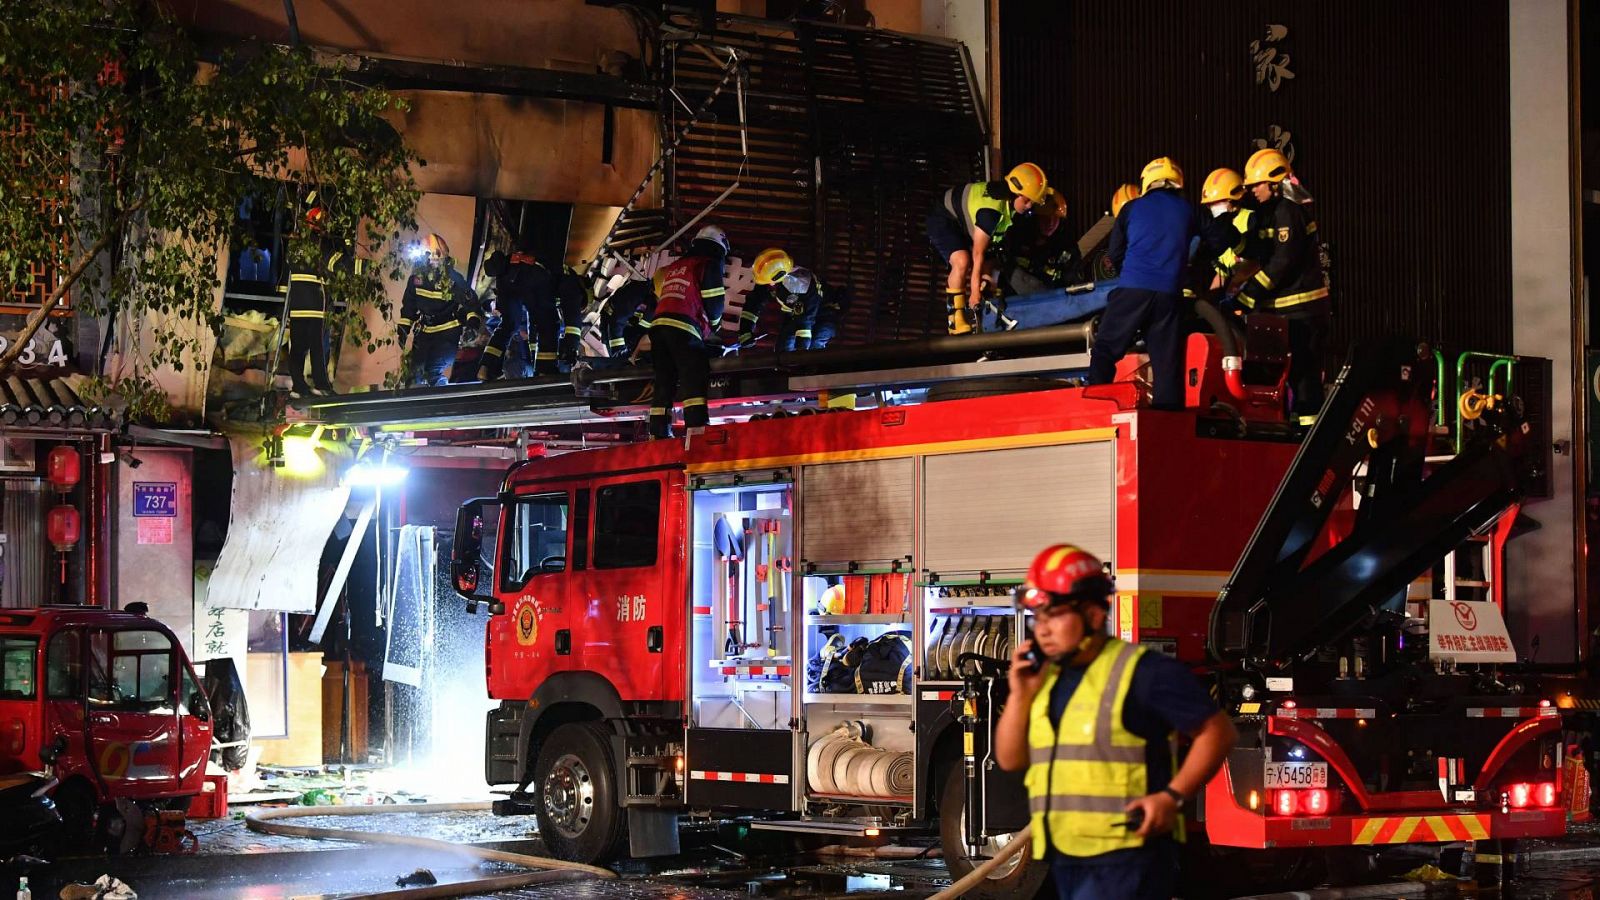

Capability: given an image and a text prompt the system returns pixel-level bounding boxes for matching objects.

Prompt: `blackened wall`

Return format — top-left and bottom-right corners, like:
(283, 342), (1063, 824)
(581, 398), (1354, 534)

(1001, 1), (1513, 360)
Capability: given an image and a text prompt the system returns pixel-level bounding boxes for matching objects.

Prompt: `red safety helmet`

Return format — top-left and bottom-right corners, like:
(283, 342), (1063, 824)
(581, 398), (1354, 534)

(1015, 544), (1113, 612)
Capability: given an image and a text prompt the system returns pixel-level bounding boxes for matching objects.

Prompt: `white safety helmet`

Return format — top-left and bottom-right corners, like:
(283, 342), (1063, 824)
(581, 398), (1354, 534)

(694, 224), (730, 256)
(781, 267), (814, 296)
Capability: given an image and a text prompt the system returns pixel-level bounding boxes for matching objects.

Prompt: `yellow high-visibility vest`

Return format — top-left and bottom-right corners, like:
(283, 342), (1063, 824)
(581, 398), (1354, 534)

(1025, 638), (1150, 859)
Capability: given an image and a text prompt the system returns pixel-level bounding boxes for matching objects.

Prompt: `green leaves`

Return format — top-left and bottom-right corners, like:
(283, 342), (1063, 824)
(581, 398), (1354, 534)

(0, 0), (421, 387)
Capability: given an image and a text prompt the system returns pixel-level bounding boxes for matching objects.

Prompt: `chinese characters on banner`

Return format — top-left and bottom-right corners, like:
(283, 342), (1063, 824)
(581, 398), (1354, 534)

(193, 565), (248, 663)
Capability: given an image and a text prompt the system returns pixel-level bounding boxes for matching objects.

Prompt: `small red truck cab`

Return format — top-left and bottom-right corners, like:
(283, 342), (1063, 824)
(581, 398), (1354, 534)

(0, 607), (212, 835)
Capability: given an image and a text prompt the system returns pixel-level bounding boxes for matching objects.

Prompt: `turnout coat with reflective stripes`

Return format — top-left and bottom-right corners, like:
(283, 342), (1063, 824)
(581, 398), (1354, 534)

(1236, 195), (1329, 314)
(1026, 638), (1155, 859)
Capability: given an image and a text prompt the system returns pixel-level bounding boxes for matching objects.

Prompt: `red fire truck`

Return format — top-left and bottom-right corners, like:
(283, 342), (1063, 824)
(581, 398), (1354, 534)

(450, 329), (1566, 895)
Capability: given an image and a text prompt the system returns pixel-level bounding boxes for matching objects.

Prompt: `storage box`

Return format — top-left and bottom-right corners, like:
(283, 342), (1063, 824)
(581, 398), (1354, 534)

(188, 773), (228, 819)
(869, 573), (911, 615)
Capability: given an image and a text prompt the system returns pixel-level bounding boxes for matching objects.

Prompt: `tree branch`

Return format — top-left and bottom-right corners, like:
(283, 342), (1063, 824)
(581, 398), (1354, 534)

(0, 200), (144, 376)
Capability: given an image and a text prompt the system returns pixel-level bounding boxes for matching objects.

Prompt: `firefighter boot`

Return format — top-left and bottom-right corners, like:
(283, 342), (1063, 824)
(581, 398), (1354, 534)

(946, 291), (971, 335)
(559, 327), (582, 369)
(952, 305), (978, 335)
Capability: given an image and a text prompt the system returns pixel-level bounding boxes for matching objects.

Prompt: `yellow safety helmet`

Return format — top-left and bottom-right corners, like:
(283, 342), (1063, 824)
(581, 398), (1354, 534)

(419, 232), (449, 265)
(1110, 183), (1141, 218)
(1140, 156), (1184, 193)
(1244, 148), (1292, 186)
(751, 248), (794, 286)
(820, 584), (847, 615)
(1005, 162), (1050, 204)
(1200, 168), (1245, 205)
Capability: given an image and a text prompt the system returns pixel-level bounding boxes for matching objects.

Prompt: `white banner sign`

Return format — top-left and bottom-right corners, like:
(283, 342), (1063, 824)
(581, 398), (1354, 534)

(1428, 600), (1516, 663)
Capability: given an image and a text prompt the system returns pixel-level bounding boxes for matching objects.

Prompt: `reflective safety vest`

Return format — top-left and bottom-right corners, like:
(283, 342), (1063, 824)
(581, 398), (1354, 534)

(943, 182), (1014, 244)
(1026, 638), (1152, 859)
(1216, 209), (1254, 273)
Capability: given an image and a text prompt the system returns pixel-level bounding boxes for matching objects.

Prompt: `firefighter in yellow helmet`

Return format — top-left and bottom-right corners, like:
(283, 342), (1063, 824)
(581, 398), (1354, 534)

(1110, 183), (1141, 219)
(928, 161), (1049, 335)
(399, 233), (480, 386)
(1236, 147), (1331, 424)
(1089, 157), (1197, 409)
(1194, 167), (1264, 308)
(995, 544), (1235, 900)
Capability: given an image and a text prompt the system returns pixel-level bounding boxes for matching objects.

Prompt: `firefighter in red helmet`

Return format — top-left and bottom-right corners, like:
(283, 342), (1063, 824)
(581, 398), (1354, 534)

(994, 544), (1235, 900)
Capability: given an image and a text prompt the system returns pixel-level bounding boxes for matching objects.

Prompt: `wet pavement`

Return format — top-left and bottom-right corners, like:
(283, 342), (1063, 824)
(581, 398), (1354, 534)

(15, 804), (1600, 898)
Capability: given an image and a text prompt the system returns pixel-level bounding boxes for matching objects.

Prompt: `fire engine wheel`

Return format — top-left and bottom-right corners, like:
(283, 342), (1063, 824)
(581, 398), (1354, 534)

(533, 722), (624, 863)
(938, 765), (1046, 899)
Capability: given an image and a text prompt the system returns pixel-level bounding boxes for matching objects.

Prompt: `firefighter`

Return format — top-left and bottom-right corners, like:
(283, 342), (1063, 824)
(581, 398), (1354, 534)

(1235, 148), (1332, 424)
(1110, 183), (1141, 218)
(478, 239), (554, 381)
(809, 275), (849, 349)
(647, 225), (728, 438)
(1088, 157), (1197, 409)
(1194, 167), (1263, 312)
(995, 544), (1235, 900)
(927, 161), (1050, 335)
(398, 233), (480, 387)
(739, 248), (833, 352)
(556, 264), (592, 368)
(1002, 189), (1084, 296)
(605, 276), (657, 362)
(281, 195), (359, 400)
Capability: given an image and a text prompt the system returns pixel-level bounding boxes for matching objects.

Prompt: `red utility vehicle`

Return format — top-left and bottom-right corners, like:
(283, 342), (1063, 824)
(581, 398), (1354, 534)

(0, 606), (212, 849)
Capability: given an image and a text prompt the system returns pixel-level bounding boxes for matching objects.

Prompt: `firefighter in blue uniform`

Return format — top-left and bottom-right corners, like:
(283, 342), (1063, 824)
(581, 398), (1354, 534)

(478, 240), (554, 381)
(556, 264), (591, 369)
(995, 544), (1235, 900)
(647, 225), (728, 438)
(1235, 148), (1332, 423)
(398, 233), (480, 387)
(1088, 157), (1198, 409)
(281, 194), (360, 400)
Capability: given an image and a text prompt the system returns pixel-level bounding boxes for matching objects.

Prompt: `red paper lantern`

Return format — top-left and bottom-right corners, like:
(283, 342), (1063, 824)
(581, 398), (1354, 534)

(47, 505), (80, 552)
(45, 446), (80, 493)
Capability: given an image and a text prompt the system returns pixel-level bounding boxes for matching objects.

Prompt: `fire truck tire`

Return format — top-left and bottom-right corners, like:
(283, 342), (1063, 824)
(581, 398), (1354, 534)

(532, 722), (625, 864)
(925, 377), (1067, 404)
(938, 765), (1047, 899)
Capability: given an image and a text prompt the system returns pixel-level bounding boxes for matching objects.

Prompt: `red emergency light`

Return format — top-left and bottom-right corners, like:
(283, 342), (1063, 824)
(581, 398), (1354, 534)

(1270, 787), (1334, 817)
(1507, 782), (1559, 809)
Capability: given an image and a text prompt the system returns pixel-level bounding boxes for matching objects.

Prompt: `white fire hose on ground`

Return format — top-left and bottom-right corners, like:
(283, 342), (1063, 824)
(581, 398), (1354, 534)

(246, 801), (615, 900)
(926, 825), (1033, 900)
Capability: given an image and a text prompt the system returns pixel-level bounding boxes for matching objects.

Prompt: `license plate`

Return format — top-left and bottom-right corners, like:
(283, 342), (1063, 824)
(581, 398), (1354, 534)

(1264, 762), (1328, 789)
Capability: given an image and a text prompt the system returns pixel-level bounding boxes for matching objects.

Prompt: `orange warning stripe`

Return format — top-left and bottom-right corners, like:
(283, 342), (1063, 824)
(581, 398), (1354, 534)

(1351, 813), (1489, 844)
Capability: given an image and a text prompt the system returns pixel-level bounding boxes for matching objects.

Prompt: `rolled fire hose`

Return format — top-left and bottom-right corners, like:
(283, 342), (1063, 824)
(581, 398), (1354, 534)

(246, 801), (616, 900)
(926, 825), (1034, 900)
(806, 728), (915, 797)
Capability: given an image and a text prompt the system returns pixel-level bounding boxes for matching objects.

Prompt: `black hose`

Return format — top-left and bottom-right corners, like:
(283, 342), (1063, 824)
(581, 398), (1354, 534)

(1189, 299), (1244, 359)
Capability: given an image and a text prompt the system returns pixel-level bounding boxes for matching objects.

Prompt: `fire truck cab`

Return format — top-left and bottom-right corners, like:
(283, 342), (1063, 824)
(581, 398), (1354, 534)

(452, 331), (1569, 894)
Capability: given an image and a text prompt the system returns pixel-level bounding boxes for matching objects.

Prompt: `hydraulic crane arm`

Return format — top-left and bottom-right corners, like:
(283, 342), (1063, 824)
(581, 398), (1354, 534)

(1208, 339), (1528, 666)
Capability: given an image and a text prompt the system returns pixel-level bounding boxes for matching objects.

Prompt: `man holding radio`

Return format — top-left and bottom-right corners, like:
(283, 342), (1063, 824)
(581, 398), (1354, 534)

(994, 544), (1235, 899)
